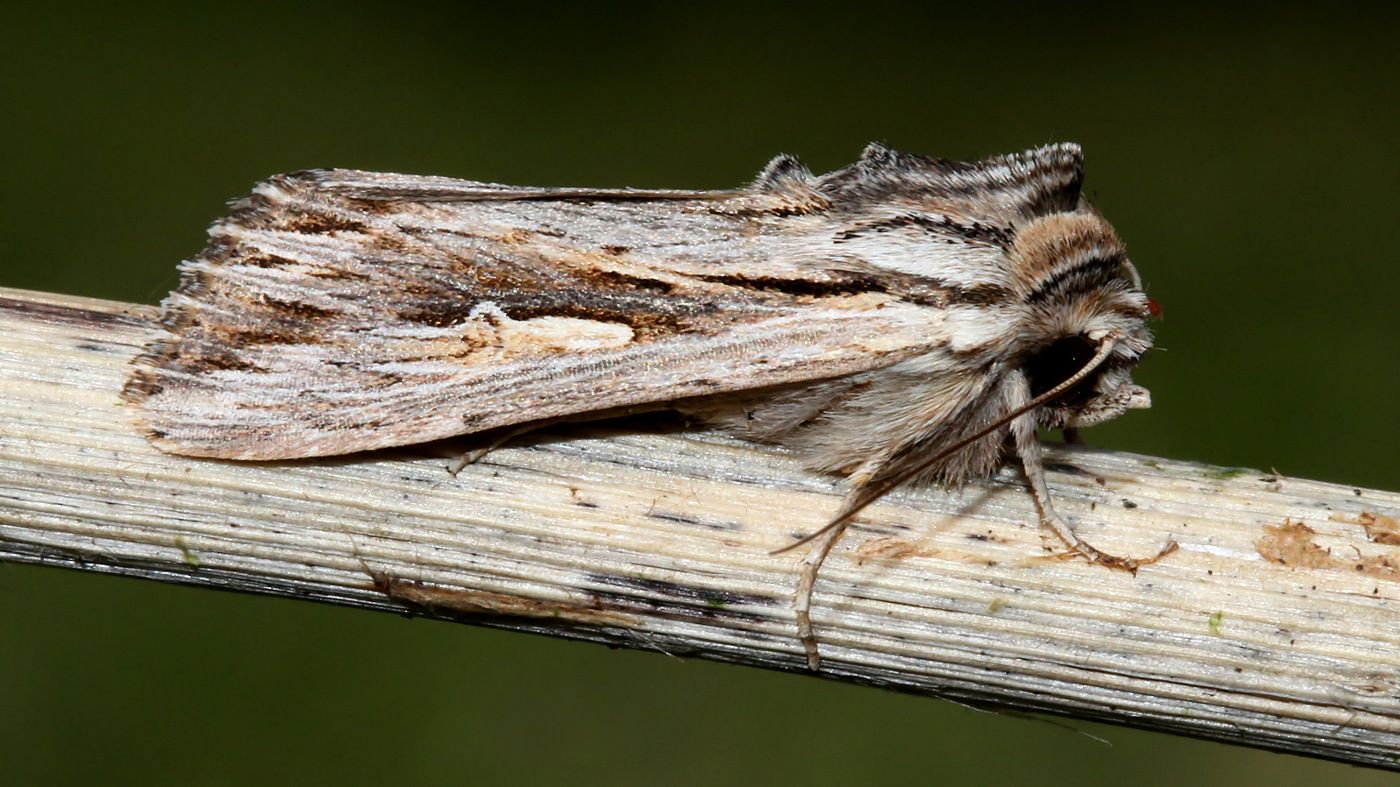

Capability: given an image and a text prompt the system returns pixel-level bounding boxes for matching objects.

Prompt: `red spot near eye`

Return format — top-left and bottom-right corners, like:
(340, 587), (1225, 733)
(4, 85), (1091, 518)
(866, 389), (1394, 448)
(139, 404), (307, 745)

(1146, 298), (1163, 319)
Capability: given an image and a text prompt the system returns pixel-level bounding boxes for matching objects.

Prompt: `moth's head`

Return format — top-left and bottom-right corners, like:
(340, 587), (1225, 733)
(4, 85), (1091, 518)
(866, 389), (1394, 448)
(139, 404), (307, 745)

(1010, 211), (1155, 430)
(1023, 331), (1151, 429)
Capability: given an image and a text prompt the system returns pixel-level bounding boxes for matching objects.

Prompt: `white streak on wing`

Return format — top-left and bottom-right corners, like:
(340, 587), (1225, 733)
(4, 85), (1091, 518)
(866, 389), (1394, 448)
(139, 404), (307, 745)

(941, 305), (1021, 354)
(791, 220), (1011, 288)
(502, 316), (635, 352)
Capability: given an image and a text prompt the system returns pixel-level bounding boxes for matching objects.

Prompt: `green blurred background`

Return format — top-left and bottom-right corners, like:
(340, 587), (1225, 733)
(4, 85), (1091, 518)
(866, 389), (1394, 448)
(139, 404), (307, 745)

(2, 4), (1397, 785)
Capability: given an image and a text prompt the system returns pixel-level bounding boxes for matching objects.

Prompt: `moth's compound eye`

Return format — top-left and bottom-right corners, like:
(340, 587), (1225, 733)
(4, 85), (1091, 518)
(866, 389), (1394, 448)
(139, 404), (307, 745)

(1025, 334), (1101, 405)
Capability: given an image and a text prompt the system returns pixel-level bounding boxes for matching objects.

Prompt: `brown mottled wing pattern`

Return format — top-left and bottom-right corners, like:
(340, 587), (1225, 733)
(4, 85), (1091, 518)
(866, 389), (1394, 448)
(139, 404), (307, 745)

(126, 168), (943, 459)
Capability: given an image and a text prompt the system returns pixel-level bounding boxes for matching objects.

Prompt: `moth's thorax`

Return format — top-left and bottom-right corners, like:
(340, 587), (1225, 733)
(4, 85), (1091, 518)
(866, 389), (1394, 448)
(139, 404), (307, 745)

(1009, 212), (1125, 296)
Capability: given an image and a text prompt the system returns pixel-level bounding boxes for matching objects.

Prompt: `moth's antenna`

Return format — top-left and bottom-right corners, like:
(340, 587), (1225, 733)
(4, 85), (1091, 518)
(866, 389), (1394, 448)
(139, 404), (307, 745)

(772, 336), (1119, 555)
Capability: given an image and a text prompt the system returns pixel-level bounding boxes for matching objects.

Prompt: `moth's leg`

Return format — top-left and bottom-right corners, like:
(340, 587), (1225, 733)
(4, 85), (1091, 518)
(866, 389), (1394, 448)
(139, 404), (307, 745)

(786, 454), (888, 670)
(448, 420), (561, 475)
(1062, 427), (1084, 445)
(1011, 407), (1176, 571)
(794, 518), (852, 671)
(1004, 366), (1176, 569)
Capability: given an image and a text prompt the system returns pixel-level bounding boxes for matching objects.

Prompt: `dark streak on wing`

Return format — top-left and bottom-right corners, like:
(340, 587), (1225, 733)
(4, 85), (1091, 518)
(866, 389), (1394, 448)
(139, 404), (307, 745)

(945, 283), (1013, 306)
(279, 212), (369, 234)
(692, 270), (888, 298)
(835, 213), (1015, 248)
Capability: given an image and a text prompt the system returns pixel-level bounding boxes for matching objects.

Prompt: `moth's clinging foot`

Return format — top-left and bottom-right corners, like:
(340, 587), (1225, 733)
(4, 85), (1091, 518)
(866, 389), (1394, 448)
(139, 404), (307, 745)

(1043, 514), (1179, 573)
(447, 422), (549, 475)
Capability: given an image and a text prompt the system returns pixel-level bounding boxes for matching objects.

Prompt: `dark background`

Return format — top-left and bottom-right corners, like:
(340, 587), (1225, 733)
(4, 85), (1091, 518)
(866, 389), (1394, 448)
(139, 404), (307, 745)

(2, 4), (1397, 785)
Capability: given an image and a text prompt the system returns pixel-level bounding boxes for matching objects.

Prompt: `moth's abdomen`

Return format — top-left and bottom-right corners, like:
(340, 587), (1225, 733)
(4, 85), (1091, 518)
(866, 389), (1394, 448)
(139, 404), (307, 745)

(689, 349), (1010, 488)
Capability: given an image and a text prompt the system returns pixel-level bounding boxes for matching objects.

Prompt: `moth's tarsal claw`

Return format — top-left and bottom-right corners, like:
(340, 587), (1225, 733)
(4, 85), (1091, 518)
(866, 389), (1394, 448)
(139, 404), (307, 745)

(1054, 536), (1179, 573)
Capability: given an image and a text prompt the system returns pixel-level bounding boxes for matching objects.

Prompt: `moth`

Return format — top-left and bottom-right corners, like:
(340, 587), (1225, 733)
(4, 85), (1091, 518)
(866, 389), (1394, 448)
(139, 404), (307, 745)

(124, 142), (1174, 668)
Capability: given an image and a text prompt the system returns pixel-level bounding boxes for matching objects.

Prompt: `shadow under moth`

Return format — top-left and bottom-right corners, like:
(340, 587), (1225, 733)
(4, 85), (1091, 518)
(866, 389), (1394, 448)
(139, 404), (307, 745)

(125, 142), (1175, 668)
